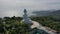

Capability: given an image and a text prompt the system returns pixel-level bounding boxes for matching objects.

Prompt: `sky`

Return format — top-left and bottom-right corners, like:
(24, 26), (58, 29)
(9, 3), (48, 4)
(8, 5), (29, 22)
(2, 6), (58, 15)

(0, 0), (60, 17)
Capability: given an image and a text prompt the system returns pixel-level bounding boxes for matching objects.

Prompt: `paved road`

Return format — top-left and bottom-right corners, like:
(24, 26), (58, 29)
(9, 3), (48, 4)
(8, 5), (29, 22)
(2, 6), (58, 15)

(31, 21), (57, 34)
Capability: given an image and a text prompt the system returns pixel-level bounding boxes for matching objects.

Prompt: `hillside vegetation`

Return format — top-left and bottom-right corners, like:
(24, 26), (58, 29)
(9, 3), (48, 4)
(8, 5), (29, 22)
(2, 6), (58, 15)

(0, 16), (60, 34)
(0, 16), (30, 34)
(31, 16), (60, 33)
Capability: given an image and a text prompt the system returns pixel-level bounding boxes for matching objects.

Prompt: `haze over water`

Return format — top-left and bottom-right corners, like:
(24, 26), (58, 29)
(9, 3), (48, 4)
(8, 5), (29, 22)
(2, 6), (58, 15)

(0, 0), (60, 17)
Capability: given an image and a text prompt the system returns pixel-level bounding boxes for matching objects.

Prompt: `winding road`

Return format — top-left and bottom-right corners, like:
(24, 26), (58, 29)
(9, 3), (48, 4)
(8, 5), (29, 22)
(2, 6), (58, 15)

(31, 21), (57, 34)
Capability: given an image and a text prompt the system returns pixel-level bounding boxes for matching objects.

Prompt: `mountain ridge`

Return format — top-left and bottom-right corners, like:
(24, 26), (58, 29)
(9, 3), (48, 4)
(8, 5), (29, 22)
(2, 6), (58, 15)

(32, 10), (60, 16)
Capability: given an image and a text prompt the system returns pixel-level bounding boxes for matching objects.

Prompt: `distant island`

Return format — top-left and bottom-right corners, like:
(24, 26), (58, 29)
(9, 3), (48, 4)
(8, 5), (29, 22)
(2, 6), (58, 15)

(32, 10), (60, 16)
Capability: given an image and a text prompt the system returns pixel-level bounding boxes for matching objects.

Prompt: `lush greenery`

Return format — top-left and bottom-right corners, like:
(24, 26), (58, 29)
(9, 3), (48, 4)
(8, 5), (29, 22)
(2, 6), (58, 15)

(0, 16), (31, 34)
(31, 16), (60, 33)
(0, 16), (60, 34)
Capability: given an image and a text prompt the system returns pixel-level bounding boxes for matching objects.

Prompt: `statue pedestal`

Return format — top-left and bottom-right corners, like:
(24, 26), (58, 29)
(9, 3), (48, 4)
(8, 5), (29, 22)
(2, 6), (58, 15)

(23, 18), (33, 25)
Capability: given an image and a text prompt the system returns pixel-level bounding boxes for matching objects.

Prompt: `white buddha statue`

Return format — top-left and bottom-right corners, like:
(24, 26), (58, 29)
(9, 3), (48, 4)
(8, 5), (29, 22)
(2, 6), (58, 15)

(23, 9), (33, 25)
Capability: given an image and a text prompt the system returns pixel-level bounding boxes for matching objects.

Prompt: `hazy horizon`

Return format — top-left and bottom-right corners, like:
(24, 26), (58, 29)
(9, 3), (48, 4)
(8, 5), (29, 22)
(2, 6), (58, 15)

(0, 0), (60, 17)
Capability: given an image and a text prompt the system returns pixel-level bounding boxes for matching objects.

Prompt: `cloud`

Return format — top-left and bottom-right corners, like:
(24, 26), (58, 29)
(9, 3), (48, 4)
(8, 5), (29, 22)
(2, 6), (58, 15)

(0, 0), (60, 17)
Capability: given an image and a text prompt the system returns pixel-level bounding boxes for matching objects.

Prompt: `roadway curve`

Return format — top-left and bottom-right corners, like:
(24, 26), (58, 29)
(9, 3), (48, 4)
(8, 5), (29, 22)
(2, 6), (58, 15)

(31, 21), (57, 34)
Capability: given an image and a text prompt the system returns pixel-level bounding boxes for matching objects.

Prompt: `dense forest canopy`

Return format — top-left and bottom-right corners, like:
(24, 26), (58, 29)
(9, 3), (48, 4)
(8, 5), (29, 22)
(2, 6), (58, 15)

(31, 16), (60, 33)
(0, 16), (60, 34)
